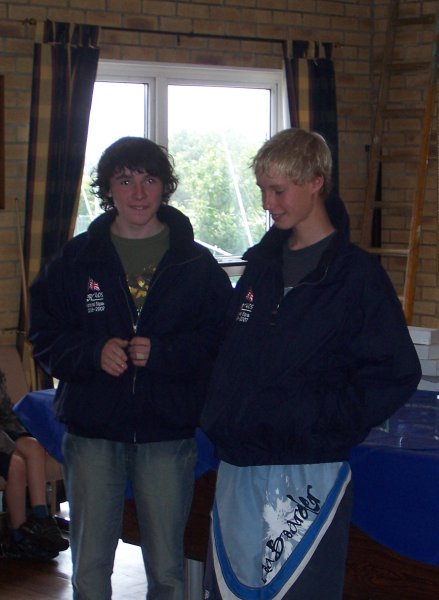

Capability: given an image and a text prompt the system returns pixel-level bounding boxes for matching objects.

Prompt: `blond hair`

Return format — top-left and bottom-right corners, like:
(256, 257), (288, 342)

(251, 128), (332, 199)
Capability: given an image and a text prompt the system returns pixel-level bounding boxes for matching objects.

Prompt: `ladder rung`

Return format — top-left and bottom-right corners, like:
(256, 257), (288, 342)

(383, 108), (424, 118)
(365, 247), (410, 257)
(390, 61), (430, 73)
(380, 153), (422, 163)
(370, 201), (412, 209)
(396, 14), (435, 27)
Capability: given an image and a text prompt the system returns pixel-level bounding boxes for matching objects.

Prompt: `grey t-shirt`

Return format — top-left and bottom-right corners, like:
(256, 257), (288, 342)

(282, 232), (335, 290)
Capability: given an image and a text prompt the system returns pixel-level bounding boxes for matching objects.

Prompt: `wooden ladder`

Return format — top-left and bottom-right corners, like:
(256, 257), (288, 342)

(360, 0), (439, 324)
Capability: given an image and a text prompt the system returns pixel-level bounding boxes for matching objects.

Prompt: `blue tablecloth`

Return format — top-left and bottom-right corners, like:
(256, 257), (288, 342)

(13, 388), (439, 567)
(13, 388), (64, 463)
(349, 390), (439, 567)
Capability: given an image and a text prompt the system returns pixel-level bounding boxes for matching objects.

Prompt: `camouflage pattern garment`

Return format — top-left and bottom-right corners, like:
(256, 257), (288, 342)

(0, 369), (26, 456)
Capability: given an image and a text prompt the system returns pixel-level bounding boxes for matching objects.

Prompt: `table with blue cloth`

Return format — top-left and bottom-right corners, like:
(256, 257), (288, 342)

(349, 390), (439, 567)
(13, 388), (64, 464)
(345, 390), (439, 600)
(13, 388), (439, 598)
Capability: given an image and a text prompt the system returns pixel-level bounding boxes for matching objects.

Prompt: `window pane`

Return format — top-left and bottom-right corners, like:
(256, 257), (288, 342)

(168, 85), (270, 259)
(75, 82), (147, 235)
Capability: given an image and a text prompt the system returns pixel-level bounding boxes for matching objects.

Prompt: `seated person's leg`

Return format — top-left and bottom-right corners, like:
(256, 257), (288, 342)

(14, 436), (69, 553)
(5, 453), (27, 529)
(0, 437), (68, 559)
(1, 451), (57, 560)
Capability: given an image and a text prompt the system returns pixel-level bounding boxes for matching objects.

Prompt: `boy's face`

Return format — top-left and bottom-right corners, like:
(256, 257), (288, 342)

(108, 168), (164, 238)
(256, 168), (324, 232)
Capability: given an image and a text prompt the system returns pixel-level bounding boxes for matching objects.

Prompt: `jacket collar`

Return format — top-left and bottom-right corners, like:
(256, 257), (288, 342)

(79, 204), (198, 262)
(243, 190), (350, 264)
(242, 191), (351, 285)
(244, 227), (347, 287)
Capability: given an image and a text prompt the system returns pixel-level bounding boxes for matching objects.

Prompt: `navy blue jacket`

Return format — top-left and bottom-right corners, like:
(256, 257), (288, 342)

(29, 205), (232, 443)
(201, 198), (421, 466)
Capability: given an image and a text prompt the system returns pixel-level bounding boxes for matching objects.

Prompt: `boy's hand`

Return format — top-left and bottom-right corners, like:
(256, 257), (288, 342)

(128, 336), (151, 368)
(100, 338), (129, 376)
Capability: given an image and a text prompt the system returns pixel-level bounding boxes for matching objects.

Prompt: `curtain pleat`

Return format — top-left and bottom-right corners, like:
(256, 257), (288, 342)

(24, 20), (100, 286)
(284, 40), (339, 194)
(20, 20), (99, 389)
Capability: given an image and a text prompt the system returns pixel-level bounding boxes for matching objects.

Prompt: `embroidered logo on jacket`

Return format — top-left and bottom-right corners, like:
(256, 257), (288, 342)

(86, 278), (105, 313)
(235, 288), (254, 323)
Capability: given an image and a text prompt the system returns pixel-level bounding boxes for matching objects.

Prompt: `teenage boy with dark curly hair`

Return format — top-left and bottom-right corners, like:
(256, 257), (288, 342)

(30, 137), (232, 599)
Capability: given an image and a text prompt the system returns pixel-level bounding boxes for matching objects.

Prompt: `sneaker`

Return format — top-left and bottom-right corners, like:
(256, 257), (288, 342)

(20, 515), (69, 552)
(0, 536), (59, 561)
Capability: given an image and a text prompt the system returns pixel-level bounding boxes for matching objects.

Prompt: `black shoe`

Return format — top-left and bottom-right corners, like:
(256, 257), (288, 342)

(0, 536), (59, 561)
(20, 515), (69, 552)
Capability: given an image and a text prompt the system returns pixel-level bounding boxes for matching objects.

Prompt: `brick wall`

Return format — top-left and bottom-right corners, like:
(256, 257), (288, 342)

(371, 0), (439, 325)
(0, 0), (437, 350)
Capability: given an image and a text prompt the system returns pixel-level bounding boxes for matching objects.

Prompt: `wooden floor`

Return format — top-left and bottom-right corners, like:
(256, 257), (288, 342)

(0, 538), (147, 599)
(2, 494), (438, 600)
(0, 502), (148, 599)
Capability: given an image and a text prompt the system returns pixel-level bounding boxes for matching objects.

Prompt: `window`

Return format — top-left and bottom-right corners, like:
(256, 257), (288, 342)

(76, 61), (286, 269)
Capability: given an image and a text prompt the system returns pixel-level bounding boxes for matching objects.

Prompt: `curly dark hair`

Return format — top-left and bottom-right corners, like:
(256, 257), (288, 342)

(90, 137), (179, 212)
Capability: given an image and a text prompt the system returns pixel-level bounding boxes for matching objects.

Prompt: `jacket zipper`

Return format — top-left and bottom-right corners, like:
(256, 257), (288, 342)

(133, 254), (198, 339)
(118, 276), (139, 391)
(119, 254), (201, 441)
(271, 264), (330, 326)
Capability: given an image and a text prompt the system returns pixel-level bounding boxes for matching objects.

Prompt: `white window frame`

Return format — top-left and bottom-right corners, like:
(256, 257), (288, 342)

(96, 60), (286, 143)
(94, 60), (287, 275)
